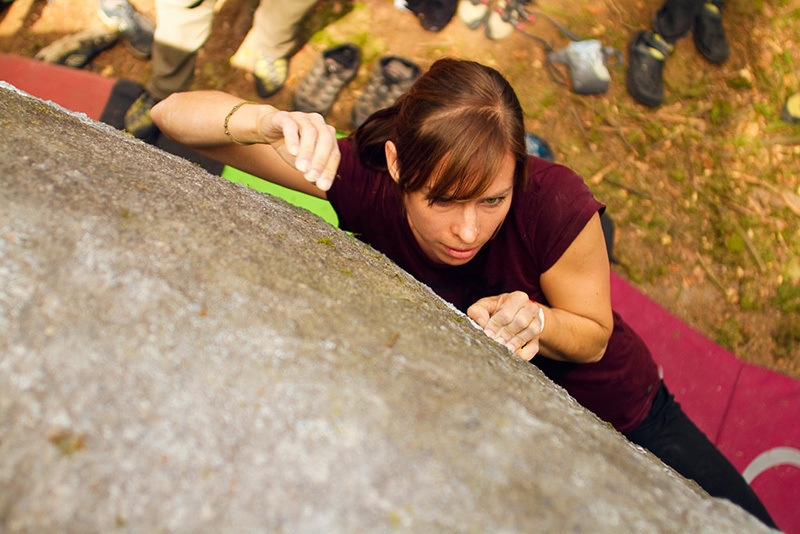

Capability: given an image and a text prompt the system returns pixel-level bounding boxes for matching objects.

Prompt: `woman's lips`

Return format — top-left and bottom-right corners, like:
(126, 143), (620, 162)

(445, 246), (478, 261)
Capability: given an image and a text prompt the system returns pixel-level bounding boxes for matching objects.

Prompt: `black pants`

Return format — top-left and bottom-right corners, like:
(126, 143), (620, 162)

(625, 382), (777, 529)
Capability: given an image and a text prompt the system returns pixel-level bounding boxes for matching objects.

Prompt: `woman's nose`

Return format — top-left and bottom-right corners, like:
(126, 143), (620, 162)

(453, 205), (479, 244)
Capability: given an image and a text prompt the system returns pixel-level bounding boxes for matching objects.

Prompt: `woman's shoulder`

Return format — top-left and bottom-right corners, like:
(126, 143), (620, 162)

(526, 156), (587, 189)
(513, 157), (603, 226)
(515, 157), (594, 208)
(507, 158), (603, 270)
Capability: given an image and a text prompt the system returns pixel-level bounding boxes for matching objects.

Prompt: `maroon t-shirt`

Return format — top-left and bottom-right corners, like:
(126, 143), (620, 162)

(327, 139), (660, 432)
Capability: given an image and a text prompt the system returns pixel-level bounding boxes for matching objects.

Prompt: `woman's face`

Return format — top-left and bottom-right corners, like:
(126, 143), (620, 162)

(387, 143), (516, 266)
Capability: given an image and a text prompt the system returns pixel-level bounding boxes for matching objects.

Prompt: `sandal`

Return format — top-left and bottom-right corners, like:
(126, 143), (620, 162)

(292, 43), (361, 116)
(626, 30), (673, 108)
(350, 55), (421, 129)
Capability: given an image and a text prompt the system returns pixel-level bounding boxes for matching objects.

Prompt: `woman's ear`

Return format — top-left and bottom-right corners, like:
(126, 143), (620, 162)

(384, 140), (400, 183)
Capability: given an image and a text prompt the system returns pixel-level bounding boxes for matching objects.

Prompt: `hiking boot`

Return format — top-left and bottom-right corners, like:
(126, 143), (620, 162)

(34, 28), (119, 68)
(254, 55), (288, 98)
(781, 92), (800, 124)
(292, 43), (361, 116)
(626, 30), (673, 108)
(350, 56), (421, 129)
(98, 0), (154, 59)
(693, 1), (729, 64)
(124, 91), (160, 139)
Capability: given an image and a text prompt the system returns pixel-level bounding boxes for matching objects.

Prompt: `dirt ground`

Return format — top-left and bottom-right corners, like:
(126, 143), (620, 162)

(2, 0), (799, 379)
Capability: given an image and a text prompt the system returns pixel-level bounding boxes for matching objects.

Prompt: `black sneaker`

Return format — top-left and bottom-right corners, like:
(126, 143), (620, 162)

(124, 91), (160, 139)
(626, 30), (673, 108)
(693, 1), (729, 64)
(98, 0), (154, 59)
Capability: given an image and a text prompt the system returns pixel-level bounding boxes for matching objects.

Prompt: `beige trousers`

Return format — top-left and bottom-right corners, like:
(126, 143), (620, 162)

(147, 0), (317, 99)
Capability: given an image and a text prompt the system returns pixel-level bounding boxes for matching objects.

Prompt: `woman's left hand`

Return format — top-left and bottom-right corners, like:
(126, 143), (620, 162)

(467, 291), (545, 361)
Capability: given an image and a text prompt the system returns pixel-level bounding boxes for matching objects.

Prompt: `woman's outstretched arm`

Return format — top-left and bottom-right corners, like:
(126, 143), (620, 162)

(151, 90), (340, 198)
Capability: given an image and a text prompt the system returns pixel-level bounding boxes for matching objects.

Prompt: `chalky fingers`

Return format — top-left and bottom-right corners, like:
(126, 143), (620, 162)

(294, 112), (339, 191)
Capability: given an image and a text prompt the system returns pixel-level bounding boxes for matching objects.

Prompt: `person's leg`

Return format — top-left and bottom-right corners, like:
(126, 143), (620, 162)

(249, 0), (318, 58)
(146, 0), (217, 100)
(245, 0), (319, 98)
(625, 383), (777, 529)
(125, 0), (216, 139)
(98, 0), (154, 59)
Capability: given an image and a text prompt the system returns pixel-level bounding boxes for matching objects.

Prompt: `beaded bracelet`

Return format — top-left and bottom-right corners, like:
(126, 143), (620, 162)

(223, 100), (257, 145)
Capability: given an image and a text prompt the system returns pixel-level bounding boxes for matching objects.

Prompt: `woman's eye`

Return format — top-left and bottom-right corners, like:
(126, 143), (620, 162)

(484, 196), (505, 206)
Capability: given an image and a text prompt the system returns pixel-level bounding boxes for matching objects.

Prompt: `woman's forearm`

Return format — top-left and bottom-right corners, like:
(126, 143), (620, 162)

(536, 306), (610, 363)
(151, 90), (339, 195)
(151, 91), (267, 147)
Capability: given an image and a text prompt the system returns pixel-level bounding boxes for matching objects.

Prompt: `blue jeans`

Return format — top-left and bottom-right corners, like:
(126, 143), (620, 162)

(625, 382), (777, 529)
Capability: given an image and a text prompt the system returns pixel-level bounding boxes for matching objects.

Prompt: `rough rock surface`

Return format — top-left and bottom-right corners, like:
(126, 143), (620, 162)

(0, 83), (771, 533)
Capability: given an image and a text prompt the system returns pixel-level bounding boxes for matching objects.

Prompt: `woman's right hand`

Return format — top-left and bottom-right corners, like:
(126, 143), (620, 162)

(256, 108), (341, 192)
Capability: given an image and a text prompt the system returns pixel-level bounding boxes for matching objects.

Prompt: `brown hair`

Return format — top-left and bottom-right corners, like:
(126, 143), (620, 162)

(352, 57), (528, 202)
